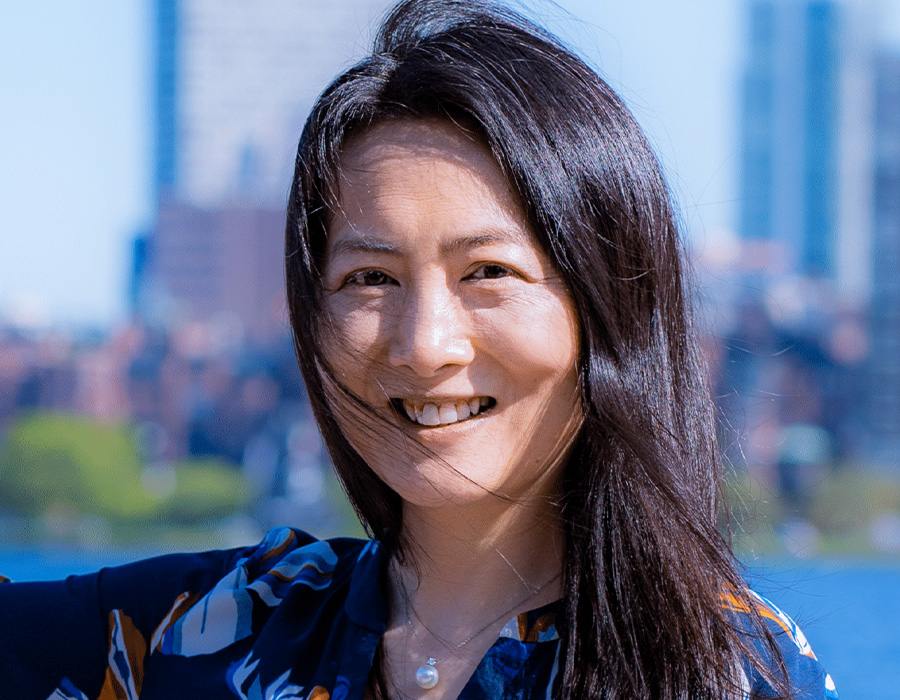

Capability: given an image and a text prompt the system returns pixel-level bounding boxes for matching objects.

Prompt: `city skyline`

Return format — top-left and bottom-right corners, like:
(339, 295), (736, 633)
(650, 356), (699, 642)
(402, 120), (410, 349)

(738, 0), (877, 302)
(3, 0), (900, 328)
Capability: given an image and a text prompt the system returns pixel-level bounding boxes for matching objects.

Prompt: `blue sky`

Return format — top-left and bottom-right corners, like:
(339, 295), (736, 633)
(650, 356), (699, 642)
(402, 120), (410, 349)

(0, 2), (150, 328)
(1, 1), (898, 328)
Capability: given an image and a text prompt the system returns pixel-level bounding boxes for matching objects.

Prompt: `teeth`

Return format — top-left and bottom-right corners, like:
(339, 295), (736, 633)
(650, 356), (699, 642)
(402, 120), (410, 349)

(420, 404), (440, 426)
(438, 403), (457, 424)
(401, 398), (491, 426)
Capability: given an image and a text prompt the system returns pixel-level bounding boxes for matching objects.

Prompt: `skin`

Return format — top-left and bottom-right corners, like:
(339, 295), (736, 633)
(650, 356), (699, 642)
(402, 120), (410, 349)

(323, 120), (581, 698)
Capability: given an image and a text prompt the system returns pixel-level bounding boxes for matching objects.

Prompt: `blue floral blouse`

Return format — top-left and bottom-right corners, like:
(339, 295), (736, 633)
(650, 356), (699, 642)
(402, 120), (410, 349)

(0, 527), (837, 700)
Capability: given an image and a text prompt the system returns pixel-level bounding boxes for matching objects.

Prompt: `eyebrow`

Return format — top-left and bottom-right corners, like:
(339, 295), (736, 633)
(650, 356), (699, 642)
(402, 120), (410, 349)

(328, 230), (524, 258)
(328, 237), (400, 258)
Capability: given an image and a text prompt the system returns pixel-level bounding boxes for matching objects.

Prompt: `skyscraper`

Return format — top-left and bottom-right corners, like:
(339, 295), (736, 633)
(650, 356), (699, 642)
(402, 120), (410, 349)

(145, 1), (392, 336)
(738, 0), (874, 298)
(153, 0), (392, 207)
(868, 52), (900, 462)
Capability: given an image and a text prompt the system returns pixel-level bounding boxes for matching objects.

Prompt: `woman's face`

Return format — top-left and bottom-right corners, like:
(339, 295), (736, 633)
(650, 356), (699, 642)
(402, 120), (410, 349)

(322, 120), (581, 509)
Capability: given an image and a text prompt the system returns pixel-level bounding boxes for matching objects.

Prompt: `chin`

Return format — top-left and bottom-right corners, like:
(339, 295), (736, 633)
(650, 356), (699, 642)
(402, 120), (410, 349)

(369, 451), (559, 513)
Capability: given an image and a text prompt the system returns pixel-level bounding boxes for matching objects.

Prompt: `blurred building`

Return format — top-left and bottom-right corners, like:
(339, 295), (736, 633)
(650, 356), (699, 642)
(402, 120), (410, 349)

(868, 52), (900, 463)
(713, 0), (883, 480)
(153, 0), (393, 206)
(738, 0), (875, 300)
(151, 204), (287, 341)
(142, 0), (393, 337)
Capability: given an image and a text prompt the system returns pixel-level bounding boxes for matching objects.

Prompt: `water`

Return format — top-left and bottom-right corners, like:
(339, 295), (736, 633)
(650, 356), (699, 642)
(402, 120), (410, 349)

(1, 550), (897, 698)
(745, 559), (900, 699)
(0, 548), (141, 582)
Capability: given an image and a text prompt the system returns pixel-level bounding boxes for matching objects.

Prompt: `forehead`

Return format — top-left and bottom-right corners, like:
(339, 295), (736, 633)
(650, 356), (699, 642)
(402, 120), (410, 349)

(328, 120), (530, 245)
(339, 119), (497, 176)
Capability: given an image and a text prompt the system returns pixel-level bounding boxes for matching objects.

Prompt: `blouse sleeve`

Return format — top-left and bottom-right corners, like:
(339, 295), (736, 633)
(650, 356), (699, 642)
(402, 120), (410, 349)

(0, 528), (321, 700)
(0, 546), (256, 700)
(0, 572), (108, 699)
(741, 590), (839, 700)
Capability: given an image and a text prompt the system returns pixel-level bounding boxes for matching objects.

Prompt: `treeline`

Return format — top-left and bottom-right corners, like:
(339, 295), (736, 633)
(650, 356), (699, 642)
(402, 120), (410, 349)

(0, 412), (250, 542)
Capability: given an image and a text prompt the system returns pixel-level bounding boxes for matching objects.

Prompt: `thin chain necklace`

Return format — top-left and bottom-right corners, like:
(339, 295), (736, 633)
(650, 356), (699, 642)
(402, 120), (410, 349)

(390, 565), (560, 691)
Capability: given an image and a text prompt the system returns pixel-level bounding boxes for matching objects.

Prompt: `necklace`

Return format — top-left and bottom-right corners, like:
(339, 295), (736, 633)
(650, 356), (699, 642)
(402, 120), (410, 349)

(390, 566), (560, 691)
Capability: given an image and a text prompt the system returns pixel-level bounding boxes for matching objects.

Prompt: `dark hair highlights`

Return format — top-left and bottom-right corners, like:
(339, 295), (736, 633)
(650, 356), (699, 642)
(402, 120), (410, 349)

(285, 1), (790, 698)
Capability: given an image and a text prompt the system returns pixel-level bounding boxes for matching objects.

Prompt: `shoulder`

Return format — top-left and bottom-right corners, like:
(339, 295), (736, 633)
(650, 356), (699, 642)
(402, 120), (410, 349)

(722, 588), (839, 700)
(0, 528), (375, 698)
(0, 528), (371, 627)
(97, 527), (365, 591)
(93, 527), (370, 633)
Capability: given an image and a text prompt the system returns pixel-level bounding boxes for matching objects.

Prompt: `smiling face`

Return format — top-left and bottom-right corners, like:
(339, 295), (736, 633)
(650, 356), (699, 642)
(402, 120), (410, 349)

(322, 120), (581, 509)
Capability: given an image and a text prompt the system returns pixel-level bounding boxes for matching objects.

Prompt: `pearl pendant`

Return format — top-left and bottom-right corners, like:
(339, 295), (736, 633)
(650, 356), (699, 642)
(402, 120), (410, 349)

(415, 658), (440, 689)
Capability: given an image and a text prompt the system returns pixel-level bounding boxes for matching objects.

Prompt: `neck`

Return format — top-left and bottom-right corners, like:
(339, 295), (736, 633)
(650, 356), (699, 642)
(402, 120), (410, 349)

(393, 496), (565, 630)
(378, 497), (564, 699)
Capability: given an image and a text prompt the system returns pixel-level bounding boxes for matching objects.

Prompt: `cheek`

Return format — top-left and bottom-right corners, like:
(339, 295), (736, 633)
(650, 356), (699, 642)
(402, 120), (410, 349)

(484, 295), (579, 382)
(545, 293), (581, 374)
(517, 302), (581, 428)
(325, 296), (383, 340)
(322, 302), (384, 378)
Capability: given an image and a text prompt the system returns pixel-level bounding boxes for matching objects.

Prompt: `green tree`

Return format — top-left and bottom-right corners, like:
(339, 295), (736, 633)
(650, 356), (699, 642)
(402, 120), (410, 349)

(161, 458), (250, 524)
(0, 412), (158, 520)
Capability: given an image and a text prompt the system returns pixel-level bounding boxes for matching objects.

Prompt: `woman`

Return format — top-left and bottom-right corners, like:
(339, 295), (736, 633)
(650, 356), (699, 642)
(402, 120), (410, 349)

(0, 1), (835, 699)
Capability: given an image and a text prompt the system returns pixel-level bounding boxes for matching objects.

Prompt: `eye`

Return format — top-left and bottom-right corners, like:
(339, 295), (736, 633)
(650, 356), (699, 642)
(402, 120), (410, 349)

(345, 269), (395, 287)
(468, 263), (512, 280)
(362, 270), (390, 286)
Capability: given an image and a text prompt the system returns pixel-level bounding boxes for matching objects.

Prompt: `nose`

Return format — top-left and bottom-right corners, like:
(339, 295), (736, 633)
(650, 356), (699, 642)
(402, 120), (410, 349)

(387, 280), (475, 376)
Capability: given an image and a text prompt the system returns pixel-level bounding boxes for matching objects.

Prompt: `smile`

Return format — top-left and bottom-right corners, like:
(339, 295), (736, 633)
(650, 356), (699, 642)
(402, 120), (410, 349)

(391, 397), (496, 427)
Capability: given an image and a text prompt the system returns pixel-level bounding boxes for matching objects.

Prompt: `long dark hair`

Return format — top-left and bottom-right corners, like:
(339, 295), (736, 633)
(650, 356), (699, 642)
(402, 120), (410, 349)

(285, 1), (789, 698)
